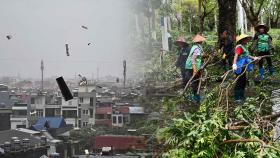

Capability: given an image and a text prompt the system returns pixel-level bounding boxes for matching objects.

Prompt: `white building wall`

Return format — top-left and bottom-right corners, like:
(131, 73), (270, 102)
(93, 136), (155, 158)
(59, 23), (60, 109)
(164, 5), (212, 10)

(10, 118), (28, 129)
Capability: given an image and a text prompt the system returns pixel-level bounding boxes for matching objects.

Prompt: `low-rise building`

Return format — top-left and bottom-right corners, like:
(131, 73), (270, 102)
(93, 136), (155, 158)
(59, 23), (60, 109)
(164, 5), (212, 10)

(0, 91), (12, 131)
(78, 84), (97, 128)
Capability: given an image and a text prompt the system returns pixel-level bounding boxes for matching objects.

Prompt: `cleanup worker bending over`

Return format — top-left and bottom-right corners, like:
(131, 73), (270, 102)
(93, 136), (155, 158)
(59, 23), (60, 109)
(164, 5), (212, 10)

(185, 34), (206, 103)
(232, 34), (259, 102)
(220, 30), (234, 71)
(175, 36), (191, 87)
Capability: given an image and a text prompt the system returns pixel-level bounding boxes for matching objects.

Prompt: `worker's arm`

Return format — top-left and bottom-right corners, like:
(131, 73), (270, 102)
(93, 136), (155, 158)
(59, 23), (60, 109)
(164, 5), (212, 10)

(233, 53), (238, 65)
(192, 48), (200, 74)
(268, 38), (274, 50)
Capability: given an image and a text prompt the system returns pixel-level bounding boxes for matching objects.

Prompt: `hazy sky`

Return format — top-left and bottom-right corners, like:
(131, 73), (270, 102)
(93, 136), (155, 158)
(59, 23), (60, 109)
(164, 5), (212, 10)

(0, 0), (133, 79)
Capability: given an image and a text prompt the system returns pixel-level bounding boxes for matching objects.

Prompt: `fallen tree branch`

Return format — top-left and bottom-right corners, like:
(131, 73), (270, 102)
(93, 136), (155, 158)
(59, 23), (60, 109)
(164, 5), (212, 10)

(223, 138), (280, 153)
(229, 111), (280, 126)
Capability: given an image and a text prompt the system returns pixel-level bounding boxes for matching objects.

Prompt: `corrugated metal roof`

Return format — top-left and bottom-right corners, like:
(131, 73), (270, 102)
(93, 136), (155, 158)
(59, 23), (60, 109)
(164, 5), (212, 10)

(93, 135), (147, 151)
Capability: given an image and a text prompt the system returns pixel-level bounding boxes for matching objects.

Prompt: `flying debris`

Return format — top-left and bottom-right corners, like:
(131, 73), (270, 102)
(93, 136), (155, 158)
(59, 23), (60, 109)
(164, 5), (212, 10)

(30, 110), (37, 115)
(56, 76), (73, 101)
(6, 35), (12, 40)
(81, 25), (88, 30)
(65, 43), (70, 56)
(78, 74), (87, 85)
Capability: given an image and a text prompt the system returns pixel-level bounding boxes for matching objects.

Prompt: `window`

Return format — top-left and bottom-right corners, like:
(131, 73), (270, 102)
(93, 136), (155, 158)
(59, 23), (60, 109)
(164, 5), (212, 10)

(13, 110), (27, 116)
(78, 120), (81, 128)
(31, 98), (35, 104)
(83, 122), (88, 127)
(36, 109), (43, 117)
(79, 97), (83, 103)
(90, 97), (94, 106)
(96, 114), (105, 119)
(118, 116), (123, 124)
(82, 110), (88, 115)
(123, 116), (129, 123)
(78, 109), (81, 118)
(90, 109), (93, 118)
(68, 101), (72, 105)
(112, 114), (123, 125)
(16, 125), (26, 128)
(113, 116), (117, 124)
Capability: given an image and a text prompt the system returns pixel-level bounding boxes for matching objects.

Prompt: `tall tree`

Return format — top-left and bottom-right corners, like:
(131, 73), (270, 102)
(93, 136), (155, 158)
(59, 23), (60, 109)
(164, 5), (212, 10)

(198, 0), (216, 33)
(239, 0), (266, 26)
(266, 0), (280, 28)
(218, 0), (237, 41)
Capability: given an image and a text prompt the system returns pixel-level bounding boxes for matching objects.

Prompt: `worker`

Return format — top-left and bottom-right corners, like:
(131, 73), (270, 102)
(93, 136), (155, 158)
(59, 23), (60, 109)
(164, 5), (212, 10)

(232, 34), (259, 102)
(252, 24), (274, 79)
(175, 36), (191, 88)
(219, 30), (234, 71)
(185, 34), (206, 103)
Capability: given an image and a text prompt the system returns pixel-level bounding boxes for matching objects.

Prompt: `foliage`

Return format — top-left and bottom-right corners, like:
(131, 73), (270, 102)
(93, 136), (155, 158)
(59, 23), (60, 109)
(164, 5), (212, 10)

(151, 30), (280, 158)
(70, 128), (97, 154)
(157, 87), (280, 157)
(144, 50), (178, 83)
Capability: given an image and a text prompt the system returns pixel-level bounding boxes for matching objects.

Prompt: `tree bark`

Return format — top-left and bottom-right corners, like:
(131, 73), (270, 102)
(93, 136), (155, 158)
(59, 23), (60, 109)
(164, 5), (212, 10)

(199, 16), (205, 34)
(218, 0), (237, 42)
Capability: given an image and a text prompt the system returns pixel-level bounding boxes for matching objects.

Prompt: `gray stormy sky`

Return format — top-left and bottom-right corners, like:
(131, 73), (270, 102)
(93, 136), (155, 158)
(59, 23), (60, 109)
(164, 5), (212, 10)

(0, 0), (133, 79)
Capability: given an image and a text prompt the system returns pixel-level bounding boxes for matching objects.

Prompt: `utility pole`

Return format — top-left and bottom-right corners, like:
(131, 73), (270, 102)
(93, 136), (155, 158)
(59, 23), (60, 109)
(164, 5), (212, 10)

(123, 60), (126, 88)
(41, 59), (44, 92)
(96, 67), (99, 82)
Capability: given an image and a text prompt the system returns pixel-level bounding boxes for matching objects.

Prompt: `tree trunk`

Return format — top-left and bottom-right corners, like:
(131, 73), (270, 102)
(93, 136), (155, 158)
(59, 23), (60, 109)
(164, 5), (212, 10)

(198, 0), (203, 34)
(199, 16), (205, 34)
(218, 0), (237, 42)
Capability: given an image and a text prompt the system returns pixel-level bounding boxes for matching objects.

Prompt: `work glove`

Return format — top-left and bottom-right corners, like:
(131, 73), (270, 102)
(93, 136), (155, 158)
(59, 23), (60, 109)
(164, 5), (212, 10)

(252, 56), (260, 61)
(232, 64), (237, 71)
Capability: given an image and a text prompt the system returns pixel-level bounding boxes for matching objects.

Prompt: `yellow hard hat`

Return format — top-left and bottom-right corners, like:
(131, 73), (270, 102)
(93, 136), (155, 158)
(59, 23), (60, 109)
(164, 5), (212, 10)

(236, 34), (252, 43)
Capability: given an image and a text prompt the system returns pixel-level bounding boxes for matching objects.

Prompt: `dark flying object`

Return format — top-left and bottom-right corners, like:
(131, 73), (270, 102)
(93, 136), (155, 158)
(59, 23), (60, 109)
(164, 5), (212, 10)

(6, 35), (12, 40)
(56, 76), (73, 101)
(81, 26), (88, 30)
(65, 43), (70, 56)
(88, 43), (92, 46)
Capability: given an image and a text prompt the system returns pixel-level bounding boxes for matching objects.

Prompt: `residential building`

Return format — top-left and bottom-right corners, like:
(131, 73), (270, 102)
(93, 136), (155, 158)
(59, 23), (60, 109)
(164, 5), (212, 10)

(78, 84), (97, 128)
(11, 103), (28, 129)
(62, 97), (78, 127)
(0, 91), (12, 131)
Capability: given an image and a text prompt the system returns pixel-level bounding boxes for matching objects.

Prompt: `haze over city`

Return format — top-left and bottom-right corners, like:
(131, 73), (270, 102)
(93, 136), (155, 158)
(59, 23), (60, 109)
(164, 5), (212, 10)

(0, 0), (133, 79)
